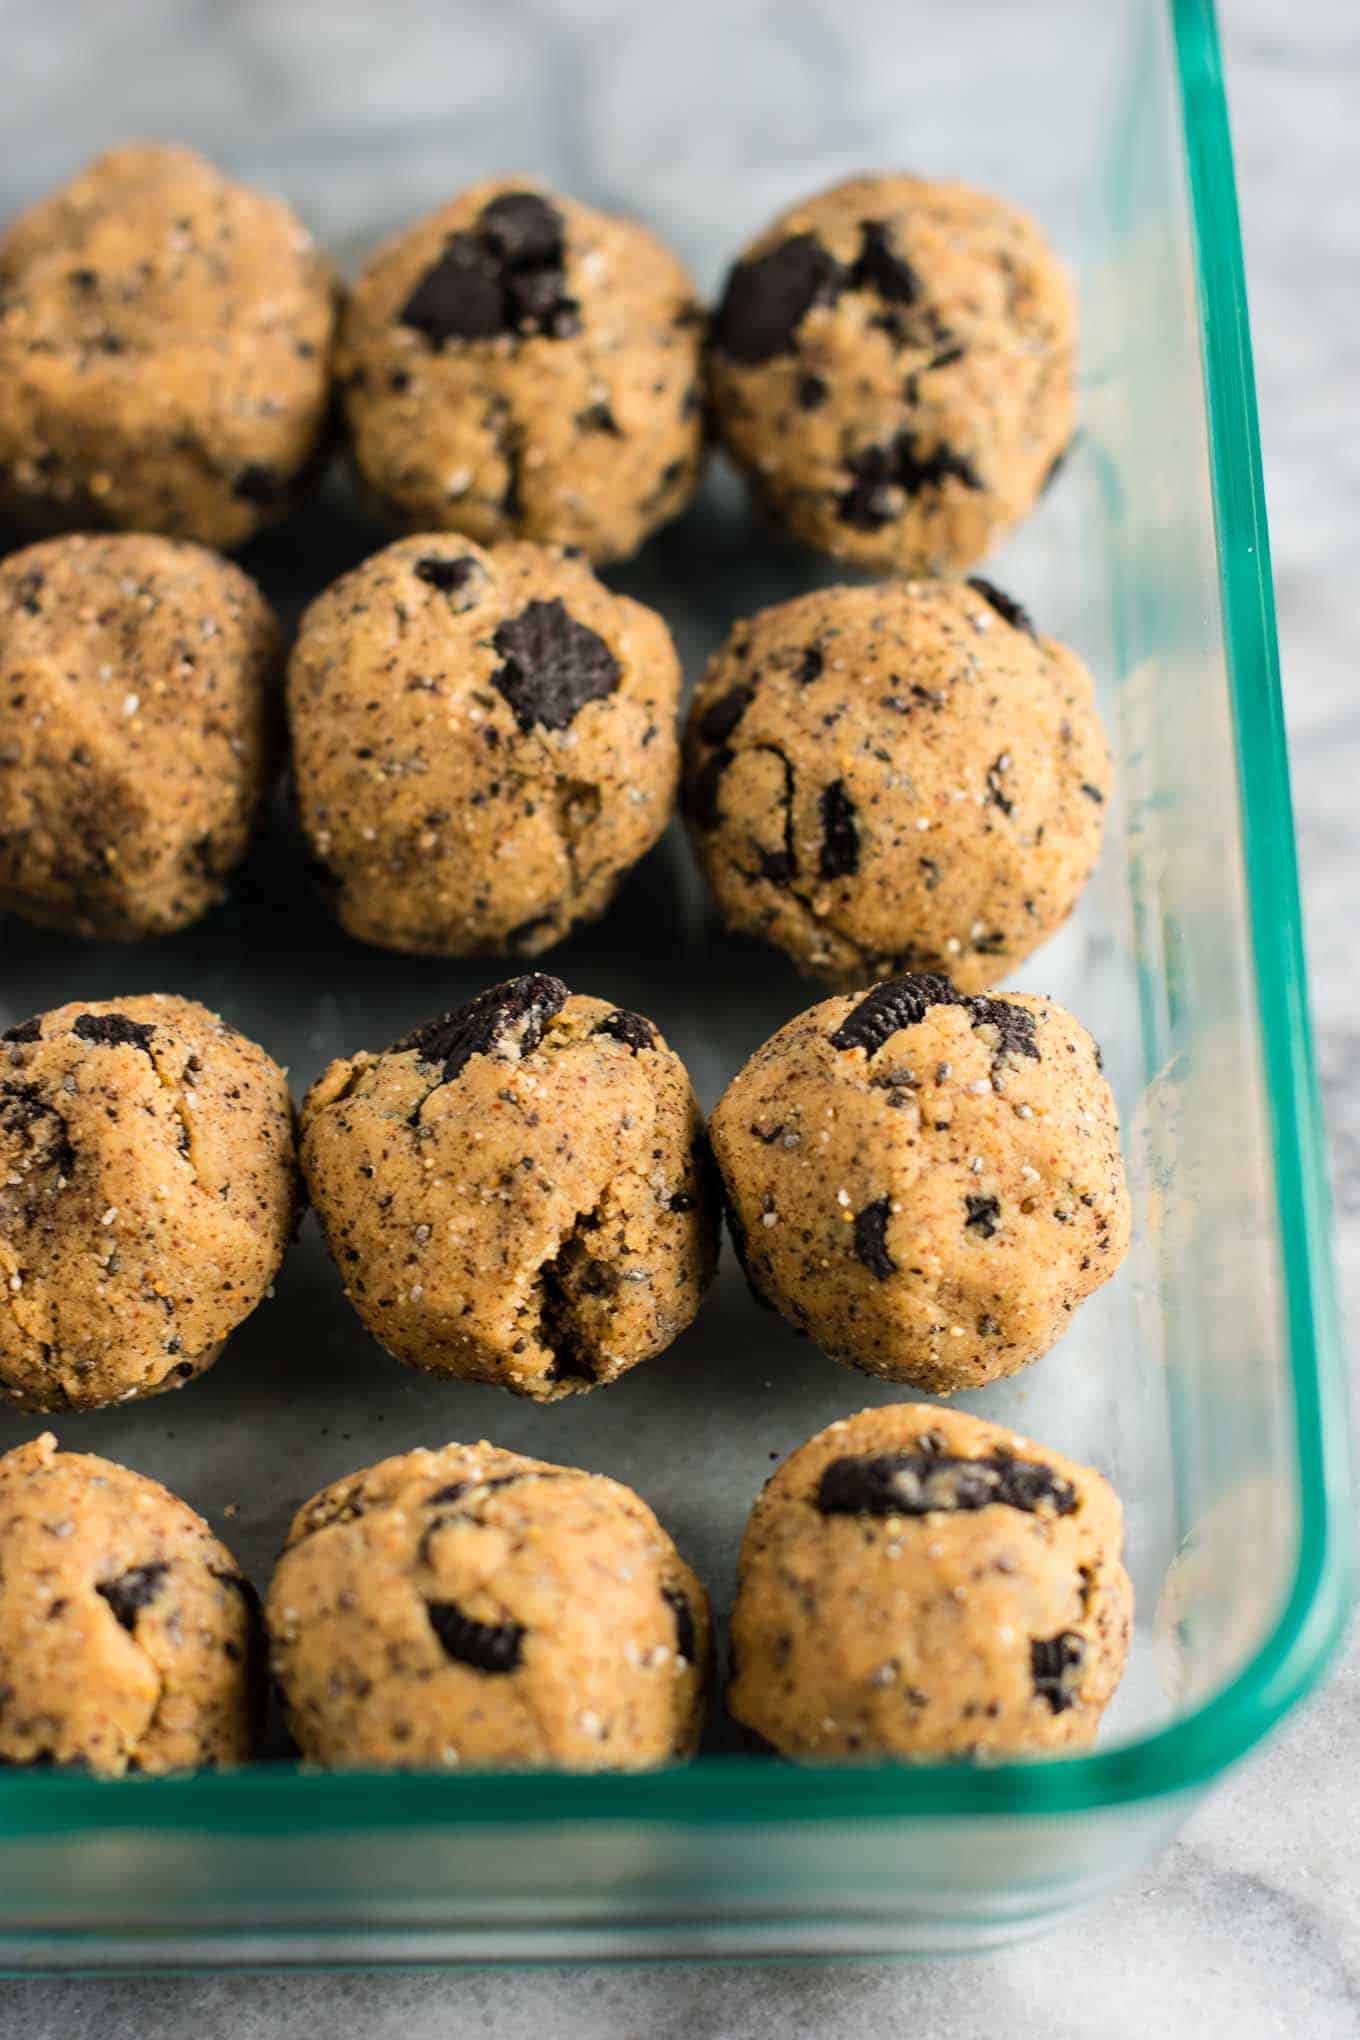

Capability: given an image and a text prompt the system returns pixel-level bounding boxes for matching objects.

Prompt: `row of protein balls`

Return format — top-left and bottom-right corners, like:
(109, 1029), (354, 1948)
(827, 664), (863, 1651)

(0, 531), (1109, 992)
(0, 143), (1073, 573)
(0, 1406), (1130, 1775)
(0, 973), (1128, 1412)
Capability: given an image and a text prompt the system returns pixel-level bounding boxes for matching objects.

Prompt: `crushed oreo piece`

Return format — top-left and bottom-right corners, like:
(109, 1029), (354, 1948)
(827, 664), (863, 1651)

(1031, 1631), (1086, 1712)
(829, 974), (960, 1055)
(838, 433), (982, 529)
(696, 684), (754, 746)
(492, 599), (621, 732)
(1079, 782), (1105, 804)
(96, 1563), (169, 1633)
(797, 371), (829, 410)
(967, 576), (1036, 639)
(426, 1598), (525, 1674)
(818, 779), (860, 877)
(593, 1008), (655, 1053)
(848, 219), (921, 304)
(13, 570), (45, 616)
(72, 1013), (155, 1053)
(0, 1082), (76, 1178)
(577, 401), (622, 435)
(965, 995), (1039, 1064)
(964, 1194), (1001, 1238)
(2, 1017), (42, 1044)
(400, 190), (579, 346)
(414, 555), (483, 602)
(830, 975), (1040, 1066)
(686, 746), (733, 830)
(711, 235), (842, 362)
(393, 974), (568, 1087)
(794, 644), (824, 686)
(852, 1197), (896, 1279)
(816, 1450), (1077, 1518)
(661, 1584), (697, 1665)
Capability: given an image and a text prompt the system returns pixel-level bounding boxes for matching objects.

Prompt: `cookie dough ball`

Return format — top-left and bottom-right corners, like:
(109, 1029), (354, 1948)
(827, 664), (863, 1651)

(0, 143), (339, 547)
(0, 1433), (262, 1774)
(0, 994), (299, 1411)
(287, 535), (681, 956)
(708, 175), (1074, 573)
(268, 1440), (710, 1770)
(684, 577), (1108, 993)
(0, 534), (280, 939)
(710, 974), (1129, 1391)
(302, 975), (717, 1399)
(728, 1405), (1131, 1761)
(338, 179), (703, 563)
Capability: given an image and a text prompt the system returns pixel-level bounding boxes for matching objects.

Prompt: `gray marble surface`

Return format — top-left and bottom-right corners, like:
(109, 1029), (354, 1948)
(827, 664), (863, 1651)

(1, 0), (1357, 2032)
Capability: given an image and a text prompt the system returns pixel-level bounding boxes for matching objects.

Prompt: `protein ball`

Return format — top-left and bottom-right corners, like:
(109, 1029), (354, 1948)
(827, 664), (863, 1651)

(0, 534), (280, 940)
(708, 174), (1075, 574)
(683, 576), (1109, 993)
(338, 179), (704, 564)
(0, 1432), (263, 1774)
(0, 994), (299, 1412)
(300, 977), (718, 1400)
(727, 1405), (1131, 1761)
(286, 535), (681, 957)
(267, 1440), (710, 1770)
(0, 143), (338, 548)
(709, 974), (1129, 1391)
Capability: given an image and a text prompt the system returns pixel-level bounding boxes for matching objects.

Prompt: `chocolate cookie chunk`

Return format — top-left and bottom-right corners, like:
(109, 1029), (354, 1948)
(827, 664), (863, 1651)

(287, 537), (681, 958)
(728, 1405), (1131, 1761)
(338, 178), (704, 564)
(300, 986), (718, 1400)
(0, 144), (338, 547)
(683, 579), (1110, 994)
(708, 173), (1075, 573)
(267, 1441), (710, 1769)
(709, 978), (1128, 1392)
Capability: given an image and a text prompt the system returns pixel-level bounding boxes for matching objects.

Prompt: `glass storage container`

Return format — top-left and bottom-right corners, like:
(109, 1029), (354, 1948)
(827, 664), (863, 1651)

(0, 0), (1348, 1965)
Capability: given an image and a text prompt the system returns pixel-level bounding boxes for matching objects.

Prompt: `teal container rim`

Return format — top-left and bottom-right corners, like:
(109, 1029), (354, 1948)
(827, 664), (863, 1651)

(0, 0), (1348, 1841)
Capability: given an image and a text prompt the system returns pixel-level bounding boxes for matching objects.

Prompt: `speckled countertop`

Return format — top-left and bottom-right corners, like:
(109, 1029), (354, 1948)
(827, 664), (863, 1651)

(0, 0), (1356, 2033)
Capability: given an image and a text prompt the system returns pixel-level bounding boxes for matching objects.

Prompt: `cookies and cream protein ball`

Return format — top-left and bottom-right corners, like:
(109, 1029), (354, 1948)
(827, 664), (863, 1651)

(683, 576), (1109, 993)
(338, 179), (704, 563)
(0, 994), (299, 1412)
(707, 174), (1075, 574)
(727, 1404), (1131, 1761)
(0, 143), (338, 548)
(300, 976), (718, 1400)
(287, 534), (682, 957)
(709, 973), (1129, 1392)
(267, 1439), (710, 1769)
(0, 1432), (263, 1774)
(0, 533), (280, 940)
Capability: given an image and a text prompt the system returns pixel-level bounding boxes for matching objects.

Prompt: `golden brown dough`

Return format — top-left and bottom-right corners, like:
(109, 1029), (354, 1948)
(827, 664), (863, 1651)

(0, 533), (280, 939)
(708, 174), (1074, 573)
(0, 994), (299, 1411)
(268, 1440), (710, 1770)
(709, 974), (1129, 1392)
(0, 143), (338, 547)
(0, 1432), (262, 1775)
(300, 976), (718, 1401)
(339, 179), (703, 563)
(728, 1404), (1131, 1761)
(683, 576), (1108, 994)
(287, 535), (681, 957)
